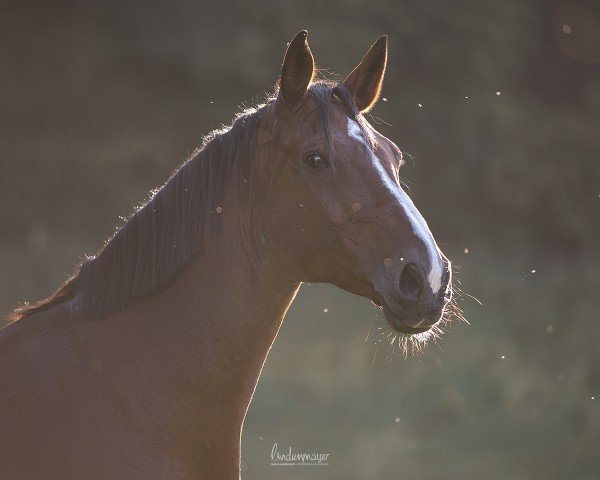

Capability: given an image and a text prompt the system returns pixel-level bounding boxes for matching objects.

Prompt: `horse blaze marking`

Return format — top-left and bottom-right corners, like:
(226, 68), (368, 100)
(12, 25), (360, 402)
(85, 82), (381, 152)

(346, 118), (443, 293)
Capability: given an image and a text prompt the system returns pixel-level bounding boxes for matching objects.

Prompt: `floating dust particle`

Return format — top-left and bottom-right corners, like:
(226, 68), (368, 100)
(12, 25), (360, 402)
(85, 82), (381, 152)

(546, 325), (554, 333)
(562, 24), (572, 34)
(464, 248), (469, 254)
(215, 206), (223, 213)
(352, 202), (361, 211)
(384, 258), (393, 267)
(394, 417), (400, 423)
(323, 308), (328, 313)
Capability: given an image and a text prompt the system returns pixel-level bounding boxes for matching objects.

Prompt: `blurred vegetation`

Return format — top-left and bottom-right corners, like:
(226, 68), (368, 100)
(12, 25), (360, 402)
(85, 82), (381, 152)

(0, 0), (598, 478)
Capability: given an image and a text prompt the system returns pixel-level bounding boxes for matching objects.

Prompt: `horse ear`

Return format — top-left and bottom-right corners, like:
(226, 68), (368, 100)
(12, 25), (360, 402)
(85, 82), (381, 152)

(342, 35), (388, 113)
(278, 30), (316, 109)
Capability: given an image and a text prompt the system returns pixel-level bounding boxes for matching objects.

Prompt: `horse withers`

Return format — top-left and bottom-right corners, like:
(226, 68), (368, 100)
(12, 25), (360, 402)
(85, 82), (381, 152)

(1, 31), (453, 479)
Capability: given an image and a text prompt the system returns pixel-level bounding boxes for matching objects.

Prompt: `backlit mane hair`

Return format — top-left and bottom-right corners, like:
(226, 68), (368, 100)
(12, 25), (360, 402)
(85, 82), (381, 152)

(10, 82), (367, 322)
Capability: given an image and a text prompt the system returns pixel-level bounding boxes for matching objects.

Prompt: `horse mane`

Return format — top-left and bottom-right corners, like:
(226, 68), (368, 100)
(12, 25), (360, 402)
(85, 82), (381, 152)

(10, 82), (361, 323)
(11, 99), (269, 322)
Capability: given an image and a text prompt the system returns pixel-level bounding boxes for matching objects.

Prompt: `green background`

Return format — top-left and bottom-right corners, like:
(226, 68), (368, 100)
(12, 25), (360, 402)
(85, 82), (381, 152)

(1, 1), (598, 478)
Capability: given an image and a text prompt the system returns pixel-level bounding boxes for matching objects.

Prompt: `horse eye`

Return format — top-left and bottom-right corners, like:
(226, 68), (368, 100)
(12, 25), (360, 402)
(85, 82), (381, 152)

(303, 152), (328, 170)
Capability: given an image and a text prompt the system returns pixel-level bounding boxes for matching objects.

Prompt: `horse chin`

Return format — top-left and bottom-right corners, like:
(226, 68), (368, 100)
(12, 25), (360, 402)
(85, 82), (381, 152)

(367, 290), (437, 335)
(378, 300), (435, 335)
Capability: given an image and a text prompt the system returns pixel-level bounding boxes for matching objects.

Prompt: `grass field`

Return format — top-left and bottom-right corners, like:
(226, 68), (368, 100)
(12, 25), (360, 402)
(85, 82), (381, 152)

(242, 245), (600, 479)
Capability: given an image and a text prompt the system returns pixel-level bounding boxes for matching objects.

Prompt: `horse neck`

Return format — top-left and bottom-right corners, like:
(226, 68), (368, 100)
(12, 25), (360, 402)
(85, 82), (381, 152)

(76, 202), (300, 476)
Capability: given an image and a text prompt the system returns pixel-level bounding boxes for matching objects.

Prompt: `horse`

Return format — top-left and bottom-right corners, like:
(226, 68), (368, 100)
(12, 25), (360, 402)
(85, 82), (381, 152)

(0, 31), (453, 479)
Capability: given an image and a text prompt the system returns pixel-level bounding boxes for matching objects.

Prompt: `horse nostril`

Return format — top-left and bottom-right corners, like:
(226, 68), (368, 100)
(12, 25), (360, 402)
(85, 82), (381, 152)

(398, 263), (422, 301)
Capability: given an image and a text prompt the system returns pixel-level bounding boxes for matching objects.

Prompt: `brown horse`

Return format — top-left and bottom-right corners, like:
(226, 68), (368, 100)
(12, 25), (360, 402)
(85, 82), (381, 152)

(1, 31), (452, 479)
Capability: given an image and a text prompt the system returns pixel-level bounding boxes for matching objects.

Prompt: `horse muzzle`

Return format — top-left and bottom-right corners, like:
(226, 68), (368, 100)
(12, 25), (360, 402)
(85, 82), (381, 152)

(378, 259), (452, 334)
